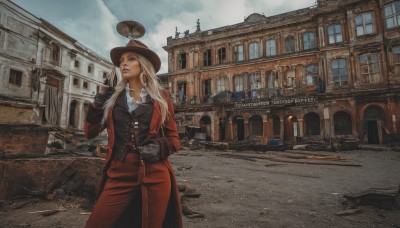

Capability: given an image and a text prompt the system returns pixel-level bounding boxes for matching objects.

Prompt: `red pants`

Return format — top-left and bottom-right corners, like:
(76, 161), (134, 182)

(85, 152), (171, 228)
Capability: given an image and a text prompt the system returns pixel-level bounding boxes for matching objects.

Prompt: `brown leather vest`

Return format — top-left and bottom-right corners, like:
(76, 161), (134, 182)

(111, 91), (153, 160)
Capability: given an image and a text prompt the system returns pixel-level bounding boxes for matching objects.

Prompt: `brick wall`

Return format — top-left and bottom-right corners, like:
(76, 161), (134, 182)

(0, 124), (49, 156)
(0, 157), (105, 201)
(0, 106), (40, 125)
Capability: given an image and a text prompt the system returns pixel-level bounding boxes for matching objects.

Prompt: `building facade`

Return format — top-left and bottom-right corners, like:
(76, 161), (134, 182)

(163, 0), (400, 144)
(0, 0), (112, 130)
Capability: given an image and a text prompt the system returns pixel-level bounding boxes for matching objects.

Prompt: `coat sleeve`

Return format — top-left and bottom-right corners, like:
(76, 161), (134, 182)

(148, 91), (180, 159)
(84, 103), (106, 139)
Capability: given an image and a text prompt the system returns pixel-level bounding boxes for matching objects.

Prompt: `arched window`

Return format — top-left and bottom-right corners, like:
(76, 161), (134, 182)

(249, 115), (263, 136)
(285, 36), (295, 54)
(334, 112), (352, 135)
(304, 112), (320, 136)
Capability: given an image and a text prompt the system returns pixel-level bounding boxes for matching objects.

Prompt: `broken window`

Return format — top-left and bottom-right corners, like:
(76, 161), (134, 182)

(249, 42), (259, 60)
(9, 69), (22, 87)
(266, 71), (278, 89)
(73, 78), (79, 86)
(103, 72), (107, 79)
(233, 44), (244, 62)
(327, 24), (343, 44)
(332, 59), (348, 86)
(51, 43), (60, 65)
(285, 36), (295, 53)
(248, 73), (260, 90)
(88, 64), (93, 73)
(303, 32), (315, 50)
(234, 75), (244, 92)
(384, 2), (400, 29)
(304, 112), (320, 136)
(272, 115), (281, 136)
(355, 12), (375, 36)
(393, 46), (400, 75)
(217, 47), (226, 64)
(177, 81), (187, 104)
(179, 53), (186, 69)
(305, 64), (318, 87)
(359, 53), (381, 83)
(265, 39), (277, 57)
(334, 111), (352, 135)
(285, 69), (295, 87)
(249, 115), (263, 136)
(217, 77), (227, 93)
(203, 49), (212, 66)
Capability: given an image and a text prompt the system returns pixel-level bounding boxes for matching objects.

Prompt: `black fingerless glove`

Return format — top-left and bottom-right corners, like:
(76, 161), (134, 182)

(93, 87), (115, 108)
(139, 143), (161, 162)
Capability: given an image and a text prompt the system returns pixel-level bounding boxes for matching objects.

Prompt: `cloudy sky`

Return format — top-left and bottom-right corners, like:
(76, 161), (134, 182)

(13, 0), (316, 73)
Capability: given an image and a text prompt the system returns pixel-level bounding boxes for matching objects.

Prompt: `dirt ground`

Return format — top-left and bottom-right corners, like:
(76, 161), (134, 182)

(1, 146), (400, 228)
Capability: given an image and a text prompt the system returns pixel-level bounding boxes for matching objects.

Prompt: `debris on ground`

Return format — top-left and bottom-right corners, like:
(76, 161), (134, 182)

(343, 185), (400, 209)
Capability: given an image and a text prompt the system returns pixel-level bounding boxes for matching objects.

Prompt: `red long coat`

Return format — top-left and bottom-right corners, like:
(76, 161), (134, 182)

(84, 90), (183, 228)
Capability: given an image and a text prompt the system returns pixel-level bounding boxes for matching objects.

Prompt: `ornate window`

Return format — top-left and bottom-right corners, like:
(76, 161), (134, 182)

(303, 32), (315, 50)
(178, 53), (186, 69)
(217, 77), (228, 93)
(266, 71), (278, 89)
(248, 73), (260, 90)
(393, 46), (400, 75)
(203, 49), (212, 66)
(327, 24), (343, 44)
(234, 75), (244, 92)
(51, 43), (61, 65)
(233, 45), (244, 62)
(331, 59), (348, 86)
(285, 36), (295, 53)
(265, 39), (276, 56)
(359, 53), (381, 83)
(334, 112), (352, 135)
(285, 69), (295, 87)
(384, 1), (400, 29)
(217, 47), (226, 64)
(305, 64), (318, 87)
(249, 42), (259, 60)
(355, 12), (375, 36)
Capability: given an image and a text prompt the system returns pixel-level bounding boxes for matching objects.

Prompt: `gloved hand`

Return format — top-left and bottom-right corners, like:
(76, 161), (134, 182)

(138, 143), (161, 162)
(93, 87), (115, 108)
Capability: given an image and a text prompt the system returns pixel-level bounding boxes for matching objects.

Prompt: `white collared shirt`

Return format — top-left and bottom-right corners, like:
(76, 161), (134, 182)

(125, 84), (148, 112)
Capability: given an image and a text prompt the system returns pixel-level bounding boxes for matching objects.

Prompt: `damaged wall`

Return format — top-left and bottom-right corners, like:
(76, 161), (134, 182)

(0, 125), (48, 156)
(0, 157), (104, 201)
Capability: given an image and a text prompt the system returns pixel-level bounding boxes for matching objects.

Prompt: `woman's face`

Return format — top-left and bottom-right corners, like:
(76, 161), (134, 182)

(119, 51), (142, 81)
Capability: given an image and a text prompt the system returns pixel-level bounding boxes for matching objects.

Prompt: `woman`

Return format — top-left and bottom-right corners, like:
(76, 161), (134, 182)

(84, 39), (182, 228)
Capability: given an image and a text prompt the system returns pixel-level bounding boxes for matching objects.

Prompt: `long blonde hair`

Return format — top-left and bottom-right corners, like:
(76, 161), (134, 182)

(101, 54), (168, 125)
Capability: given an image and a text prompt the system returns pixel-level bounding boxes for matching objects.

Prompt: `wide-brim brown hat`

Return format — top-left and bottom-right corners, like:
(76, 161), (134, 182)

(110, 39), (161, 72)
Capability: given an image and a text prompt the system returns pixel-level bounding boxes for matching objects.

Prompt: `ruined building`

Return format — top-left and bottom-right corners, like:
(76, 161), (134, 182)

(0, 0), (112, 132)
(163, 0), (400, 145)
